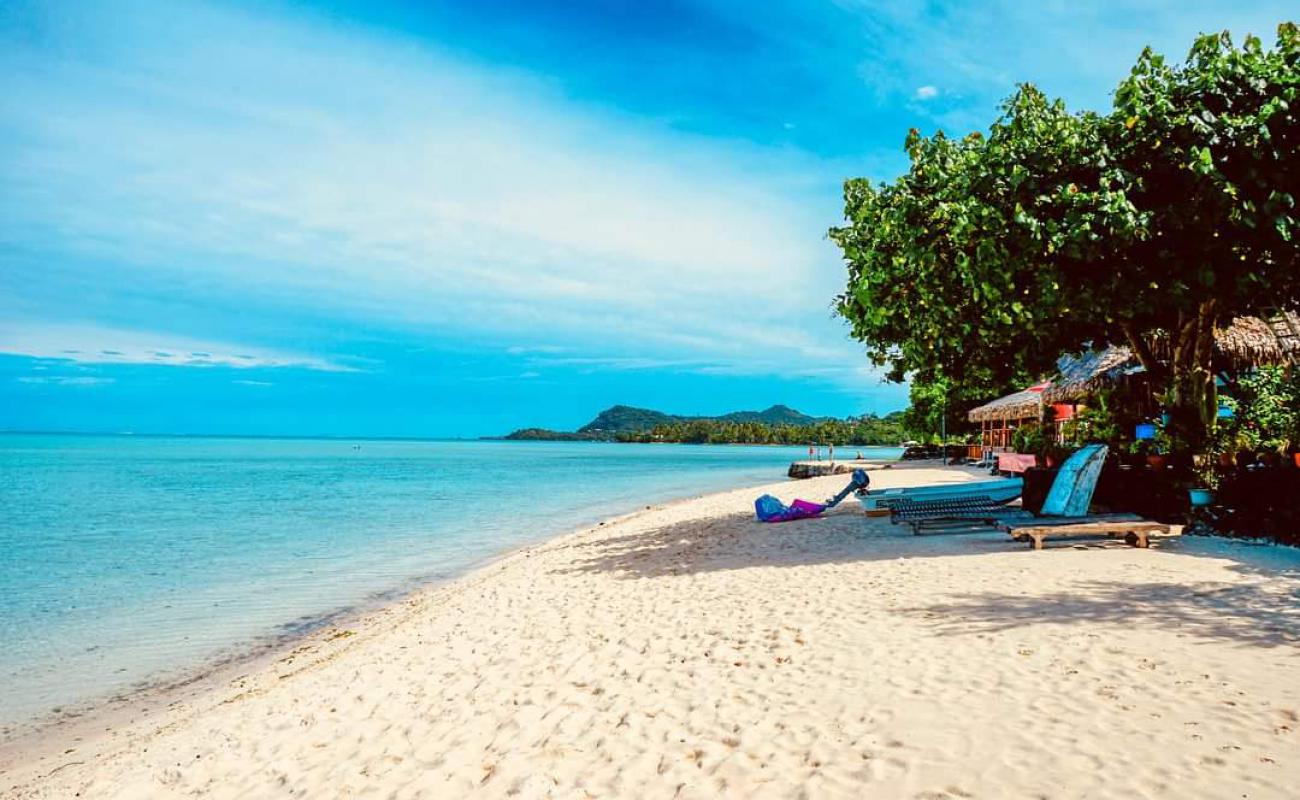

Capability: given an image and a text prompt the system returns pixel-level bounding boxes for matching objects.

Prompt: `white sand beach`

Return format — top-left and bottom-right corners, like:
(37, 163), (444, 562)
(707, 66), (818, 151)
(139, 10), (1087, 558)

(3, 465), (1299, 799)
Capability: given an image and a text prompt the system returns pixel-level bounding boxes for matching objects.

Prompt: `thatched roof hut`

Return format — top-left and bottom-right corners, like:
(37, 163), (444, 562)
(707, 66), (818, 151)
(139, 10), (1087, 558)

(967, 385), (1047, 423)
(1043, 312), (1299, 404)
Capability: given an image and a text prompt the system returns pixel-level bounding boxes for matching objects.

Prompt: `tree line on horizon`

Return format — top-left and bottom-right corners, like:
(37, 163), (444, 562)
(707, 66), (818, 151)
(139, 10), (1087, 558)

(613, 413), (908, 445)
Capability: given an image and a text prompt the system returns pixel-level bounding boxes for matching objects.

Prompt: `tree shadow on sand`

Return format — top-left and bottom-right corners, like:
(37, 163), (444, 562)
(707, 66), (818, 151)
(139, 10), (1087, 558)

(552, 508), (1047, 579)
(894, 577), (1300, 649)
(552, 510), (1300, 649)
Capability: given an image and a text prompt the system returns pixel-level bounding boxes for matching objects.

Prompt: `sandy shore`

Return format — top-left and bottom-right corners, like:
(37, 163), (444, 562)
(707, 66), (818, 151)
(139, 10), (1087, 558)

(3, 464), (1299, 799)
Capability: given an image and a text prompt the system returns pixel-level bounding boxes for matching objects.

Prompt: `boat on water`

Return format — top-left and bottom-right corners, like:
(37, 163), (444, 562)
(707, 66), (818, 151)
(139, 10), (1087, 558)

(856, 477), (1023, 511)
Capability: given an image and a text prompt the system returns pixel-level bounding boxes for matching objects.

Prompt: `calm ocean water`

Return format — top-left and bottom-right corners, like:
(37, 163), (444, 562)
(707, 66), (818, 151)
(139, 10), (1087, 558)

(0, 434), (899, 729)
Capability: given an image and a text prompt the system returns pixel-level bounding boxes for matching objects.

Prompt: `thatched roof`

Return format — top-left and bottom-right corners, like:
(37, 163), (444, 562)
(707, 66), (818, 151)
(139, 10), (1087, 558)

(968, 312), (1297, 419)
(1043, 312), (1299, 404)
(1043, 346), (1141, 404)
(967, 385), (1046, 423)
(1214, 312), (1300, 366)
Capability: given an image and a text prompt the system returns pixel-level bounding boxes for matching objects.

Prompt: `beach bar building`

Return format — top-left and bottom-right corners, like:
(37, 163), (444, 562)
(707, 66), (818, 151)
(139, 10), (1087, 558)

(970, 312), (1299, 467)
(977, 316), (1294, 457)
(967, 382), (1049, 470)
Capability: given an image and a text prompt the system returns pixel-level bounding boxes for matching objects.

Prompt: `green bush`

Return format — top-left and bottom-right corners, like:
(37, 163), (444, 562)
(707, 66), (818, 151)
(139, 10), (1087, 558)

(1216, 367), (1300, 454)
(1012, 423), (1047, 456)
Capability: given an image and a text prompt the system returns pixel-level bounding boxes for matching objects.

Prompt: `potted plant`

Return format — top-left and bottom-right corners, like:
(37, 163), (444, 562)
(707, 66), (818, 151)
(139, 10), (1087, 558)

(1188, 458), (1218, 507)
(1147, 428), (1178, 470)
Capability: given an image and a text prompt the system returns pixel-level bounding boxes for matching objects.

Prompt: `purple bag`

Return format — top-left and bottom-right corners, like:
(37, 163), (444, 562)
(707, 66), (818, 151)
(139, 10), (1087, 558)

(754, 495), (826, 523)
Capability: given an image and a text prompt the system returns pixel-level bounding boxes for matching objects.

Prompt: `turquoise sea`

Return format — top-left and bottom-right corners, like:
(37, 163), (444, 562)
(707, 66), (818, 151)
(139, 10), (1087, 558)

(0, 434), (900, 730)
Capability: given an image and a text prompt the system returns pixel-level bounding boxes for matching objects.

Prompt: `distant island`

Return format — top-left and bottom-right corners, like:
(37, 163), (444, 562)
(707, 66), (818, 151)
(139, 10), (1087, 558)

(501, 404), (907, 445)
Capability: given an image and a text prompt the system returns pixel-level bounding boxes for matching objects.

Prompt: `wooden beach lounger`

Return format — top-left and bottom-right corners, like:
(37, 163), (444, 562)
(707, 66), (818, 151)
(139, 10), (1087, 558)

(901, 504), (1170, 548)
(1007, 516), (1170, 550)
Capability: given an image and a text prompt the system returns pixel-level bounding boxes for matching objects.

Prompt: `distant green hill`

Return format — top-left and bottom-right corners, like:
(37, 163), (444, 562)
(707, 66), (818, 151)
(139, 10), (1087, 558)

(503, 404), (836, 440)
(499, 427), (601, 441)
(714, 404), (823, 426)
(577, 405), (678, 434)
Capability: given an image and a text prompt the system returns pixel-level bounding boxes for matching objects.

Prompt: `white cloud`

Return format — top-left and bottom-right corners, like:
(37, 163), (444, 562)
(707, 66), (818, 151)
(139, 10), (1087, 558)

(914, 85), (939, 100)
(16, 375), (115, 387)
(505, 345), (568, 356)
(0, 323), (353, 372)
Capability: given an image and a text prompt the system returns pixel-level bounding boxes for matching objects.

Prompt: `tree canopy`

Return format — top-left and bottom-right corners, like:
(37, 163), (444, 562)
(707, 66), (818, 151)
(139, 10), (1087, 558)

(831, 24), (1299, 449)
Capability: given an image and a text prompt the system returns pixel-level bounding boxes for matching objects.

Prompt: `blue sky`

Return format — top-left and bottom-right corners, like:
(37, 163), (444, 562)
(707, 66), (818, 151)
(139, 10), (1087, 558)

(1, 0), (1293, 436)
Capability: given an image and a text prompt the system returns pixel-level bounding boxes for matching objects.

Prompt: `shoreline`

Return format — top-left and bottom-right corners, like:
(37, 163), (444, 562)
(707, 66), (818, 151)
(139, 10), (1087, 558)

(0, 469), (847, 779)
(0, 442), (844, 744)
(5, 464), (1298, 798)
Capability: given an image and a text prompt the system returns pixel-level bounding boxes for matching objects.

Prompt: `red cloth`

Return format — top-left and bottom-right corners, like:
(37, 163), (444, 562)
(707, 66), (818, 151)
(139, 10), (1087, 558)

(996, 453), (1038, 473)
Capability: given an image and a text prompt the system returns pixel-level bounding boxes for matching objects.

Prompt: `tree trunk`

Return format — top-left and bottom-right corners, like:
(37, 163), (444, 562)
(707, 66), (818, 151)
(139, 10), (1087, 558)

(1121, 323), (1168, 384)
(1165, 300), (1218, 455)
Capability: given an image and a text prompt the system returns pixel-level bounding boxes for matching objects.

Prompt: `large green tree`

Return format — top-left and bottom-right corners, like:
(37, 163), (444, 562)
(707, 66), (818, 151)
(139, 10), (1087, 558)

(831, 24), (1299, 450)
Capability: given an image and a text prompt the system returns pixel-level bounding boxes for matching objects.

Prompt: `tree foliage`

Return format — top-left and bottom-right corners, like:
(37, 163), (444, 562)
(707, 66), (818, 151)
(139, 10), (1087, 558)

(830, 24), (1299, 450)
(902, 374), (1026, 442)
(1218, 366), (1300, 451)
